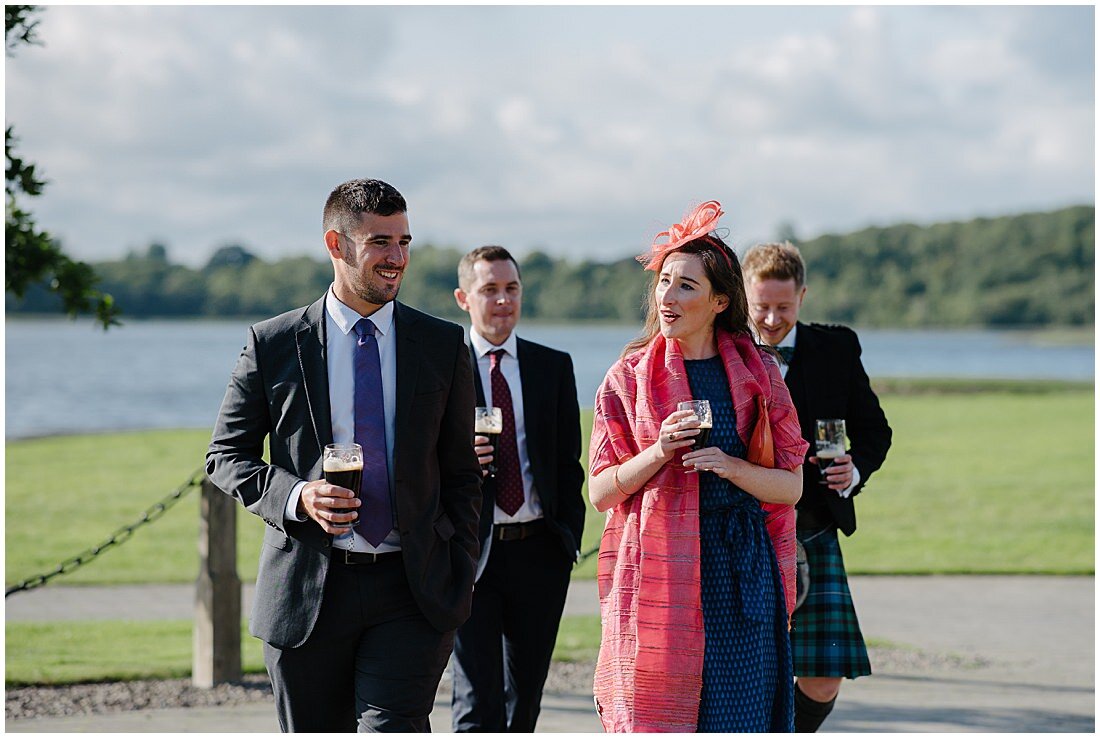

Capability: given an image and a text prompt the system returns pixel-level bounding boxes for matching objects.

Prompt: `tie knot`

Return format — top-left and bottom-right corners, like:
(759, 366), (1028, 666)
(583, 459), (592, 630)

(354, 318), (376, 344)
(776, 346), (795, 364)
(489, 348), (506, 369)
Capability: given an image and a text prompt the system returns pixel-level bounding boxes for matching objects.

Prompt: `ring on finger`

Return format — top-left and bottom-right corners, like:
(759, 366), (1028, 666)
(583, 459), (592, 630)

(668, 432), (675, 441)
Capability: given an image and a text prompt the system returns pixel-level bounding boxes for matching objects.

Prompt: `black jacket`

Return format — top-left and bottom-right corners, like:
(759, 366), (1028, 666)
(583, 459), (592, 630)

(784, 322), (892, 536)
(469, 337), (586, 578)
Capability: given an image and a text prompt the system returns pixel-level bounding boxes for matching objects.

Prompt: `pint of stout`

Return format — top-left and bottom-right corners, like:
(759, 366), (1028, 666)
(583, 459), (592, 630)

(677, 400), (714, 451)
(474, 406), (504, 478)
(692, 422), (714, 452)
(323, 443), (363, 527)
(815, 445), (843, 471)
(814, 419), (847, 475)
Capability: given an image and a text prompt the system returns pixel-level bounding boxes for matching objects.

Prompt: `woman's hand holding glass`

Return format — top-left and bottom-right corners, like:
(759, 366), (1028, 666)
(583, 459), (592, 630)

(682, 445), (744, 480)
(656, 408), (702, 461)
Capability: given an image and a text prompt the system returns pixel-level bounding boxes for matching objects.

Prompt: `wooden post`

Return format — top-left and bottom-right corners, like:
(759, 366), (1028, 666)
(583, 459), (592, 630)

(193, 476), (242, 687)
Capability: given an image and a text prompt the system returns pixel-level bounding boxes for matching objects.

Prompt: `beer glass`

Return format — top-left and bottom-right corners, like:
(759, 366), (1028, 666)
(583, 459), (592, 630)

(323, 443), (363, 528)
(677, 400), (713, 451)
(814, 419), (847, 474)
(677, 399), (713, 474)
(474, 406), (503, 478)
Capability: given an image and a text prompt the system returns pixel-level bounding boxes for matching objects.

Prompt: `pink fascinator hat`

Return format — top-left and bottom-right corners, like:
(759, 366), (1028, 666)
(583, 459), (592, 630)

(637, 200), (728, 272)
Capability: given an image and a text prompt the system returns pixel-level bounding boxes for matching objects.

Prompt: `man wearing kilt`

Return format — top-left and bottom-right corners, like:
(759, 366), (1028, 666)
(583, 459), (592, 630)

(742, 242), (893, 732)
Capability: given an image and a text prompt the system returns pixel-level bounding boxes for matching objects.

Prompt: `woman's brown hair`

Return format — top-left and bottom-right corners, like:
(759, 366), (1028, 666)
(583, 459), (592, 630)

(622, 234), (753, 358)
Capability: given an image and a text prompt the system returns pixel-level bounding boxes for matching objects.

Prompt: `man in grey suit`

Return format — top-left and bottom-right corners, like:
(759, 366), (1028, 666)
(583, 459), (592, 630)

(207, 178), (482, 732)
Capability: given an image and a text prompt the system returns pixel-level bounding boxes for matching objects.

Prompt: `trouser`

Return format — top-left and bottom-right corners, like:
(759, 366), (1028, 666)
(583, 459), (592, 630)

(451, 530), (572, 732)
(264, 553), (454, 733)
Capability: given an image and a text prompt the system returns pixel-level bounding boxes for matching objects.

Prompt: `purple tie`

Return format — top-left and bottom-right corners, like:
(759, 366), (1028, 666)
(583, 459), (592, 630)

(353, 318), (392, 546)
(489, 349), (524, 516)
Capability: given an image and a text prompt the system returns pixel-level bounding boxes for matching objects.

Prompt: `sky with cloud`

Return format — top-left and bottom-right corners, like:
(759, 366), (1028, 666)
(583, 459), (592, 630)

(5, 5), (1094, 267)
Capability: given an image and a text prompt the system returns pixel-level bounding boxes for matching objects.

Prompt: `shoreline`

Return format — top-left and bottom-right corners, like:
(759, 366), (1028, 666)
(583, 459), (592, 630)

(7, 376), (1094, 442)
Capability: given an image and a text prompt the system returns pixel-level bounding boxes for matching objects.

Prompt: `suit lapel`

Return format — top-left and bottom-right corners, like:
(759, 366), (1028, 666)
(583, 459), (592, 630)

(296, 296), (333, 450)
(516, 338), (540, 451)
(393, 302), (421, 477)
(785, 323), (812, 442)
(469, 342), (487, 406)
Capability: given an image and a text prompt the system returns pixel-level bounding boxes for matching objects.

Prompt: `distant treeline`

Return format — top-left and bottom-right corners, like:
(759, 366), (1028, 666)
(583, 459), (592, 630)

(7, 205), (1093, 327)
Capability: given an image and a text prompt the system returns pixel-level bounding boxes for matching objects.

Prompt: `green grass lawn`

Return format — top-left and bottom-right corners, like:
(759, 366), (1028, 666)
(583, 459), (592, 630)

(6, 385), (1094, 588)
(841, 389), (1095, 573)
(4, 382), (1094, 686)
(576, 388), (1096, 577)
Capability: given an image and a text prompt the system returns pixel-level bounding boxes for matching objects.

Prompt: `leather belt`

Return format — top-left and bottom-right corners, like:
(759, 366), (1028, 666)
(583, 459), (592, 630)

(493, 519), (546, 542)
(333, 549), (402, 566)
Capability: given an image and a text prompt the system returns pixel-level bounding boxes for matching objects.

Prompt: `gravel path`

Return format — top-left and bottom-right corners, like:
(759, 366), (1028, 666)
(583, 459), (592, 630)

(6, 661), (597, 721)
(7, 576), (1092, 731)
(6, 645), (979, 721)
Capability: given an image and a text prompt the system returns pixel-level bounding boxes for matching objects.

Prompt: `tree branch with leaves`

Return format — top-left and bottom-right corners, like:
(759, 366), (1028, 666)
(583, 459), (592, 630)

(6, 5), (119, 328)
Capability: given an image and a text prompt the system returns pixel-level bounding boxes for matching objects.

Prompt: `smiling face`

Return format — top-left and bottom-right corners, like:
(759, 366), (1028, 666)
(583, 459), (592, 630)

(746, 276), (805, 346)
(655, 252), (729, 350)
(454, 257), (522, 345)
(326, 211), (411, 314)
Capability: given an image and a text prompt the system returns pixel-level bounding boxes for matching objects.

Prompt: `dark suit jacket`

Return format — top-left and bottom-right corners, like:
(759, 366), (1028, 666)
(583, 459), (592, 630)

(469, 337), (586, 579)
(784, 322), (892, 536)
(206, 296), (483, 648)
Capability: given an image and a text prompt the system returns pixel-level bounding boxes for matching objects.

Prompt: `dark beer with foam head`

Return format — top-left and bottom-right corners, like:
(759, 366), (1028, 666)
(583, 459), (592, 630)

(691, 422), (714, 451)
(815, 445), (842, 472)
(474, 406), (503, 478)
(323, 443), (363, 527)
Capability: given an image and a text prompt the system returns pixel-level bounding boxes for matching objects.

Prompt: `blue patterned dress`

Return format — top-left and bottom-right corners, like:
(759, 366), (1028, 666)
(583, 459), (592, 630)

(686, 356), (794, 733)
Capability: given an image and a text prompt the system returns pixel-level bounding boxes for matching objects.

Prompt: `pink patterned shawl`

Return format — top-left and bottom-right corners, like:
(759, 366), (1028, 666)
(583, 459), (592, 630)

(590, 330), (808, 733)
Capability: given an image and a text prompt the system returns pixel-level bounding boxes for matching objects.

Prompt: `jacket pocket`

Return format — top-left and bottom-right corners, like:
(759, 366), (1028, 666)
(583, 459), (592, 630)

(433, 512), (456, 541)
(263, 529), (292, 551)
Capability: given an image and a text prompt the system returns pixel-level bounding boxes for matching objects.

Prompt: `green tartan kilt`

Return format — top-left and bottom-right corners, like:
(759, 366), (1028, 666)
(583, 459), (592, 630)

(790, 526), (872, 679)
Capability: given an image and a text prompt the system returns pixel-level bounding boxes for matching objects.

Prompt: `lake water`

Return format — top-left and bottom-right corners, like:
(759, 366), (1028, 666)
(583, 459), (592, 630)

(5, 318), (1094, 439)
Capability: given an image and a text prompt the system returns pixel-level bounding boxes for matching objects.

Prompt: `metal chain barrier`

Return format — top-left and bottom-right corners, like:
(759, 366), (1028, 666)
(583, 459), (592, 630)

(577, 543), (600, 564)
(5, 466), (207, 598)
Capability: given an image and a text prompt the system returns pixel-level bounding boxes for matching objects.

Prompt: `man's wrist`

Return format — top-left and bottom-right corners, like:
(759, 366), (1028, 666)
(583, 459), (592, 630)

(837, 465), (861, 499)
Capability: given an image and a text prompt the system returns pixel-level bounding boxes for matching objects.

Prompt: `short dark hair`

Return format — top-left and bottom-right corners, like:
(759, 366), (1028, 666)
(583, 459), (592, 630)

(322, 179), (407, 234)
(457, 245), (522, 289)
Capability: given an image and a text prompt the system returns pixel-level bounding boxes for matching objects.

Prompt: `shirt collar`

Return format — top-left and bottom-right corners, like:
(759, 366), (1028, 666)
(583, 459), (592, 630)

(777, 324), (797, 349)
(326, 286), (395, 337)
(469, 327), (517, 359)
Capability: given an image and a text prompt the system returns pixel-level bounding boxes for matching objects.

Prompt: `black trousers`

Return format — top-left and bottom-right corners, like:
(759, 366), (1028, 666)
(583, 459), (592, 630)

(263, 554), (454, 733)
(450, 530), (573, 732)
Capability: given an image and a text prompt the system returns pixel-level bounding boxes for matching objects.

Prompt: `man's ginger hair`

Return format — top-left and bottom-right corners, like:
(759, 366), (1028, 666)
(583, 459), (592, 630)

(741, 241), (806, 288)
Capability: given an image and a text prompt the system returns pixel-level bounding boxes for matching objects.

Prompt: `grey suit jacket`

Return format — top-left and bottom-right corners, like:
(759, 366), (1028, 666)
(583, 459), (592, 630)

(206, 296), (483, 648)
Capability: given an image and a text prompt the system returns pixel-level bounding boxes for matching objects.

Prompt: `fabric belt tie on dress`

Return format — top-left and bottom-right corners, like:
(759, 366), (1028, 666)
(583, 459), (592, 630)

(493, 518), (546, 542)
(704, 499), (774, 622)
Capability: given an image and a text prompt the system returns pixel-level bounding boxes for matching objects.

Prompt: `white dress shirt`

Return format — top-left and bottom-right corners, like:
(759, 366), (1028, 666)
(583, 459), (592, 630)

(469, 328), (543, 524)
(286, 288), (400, 552)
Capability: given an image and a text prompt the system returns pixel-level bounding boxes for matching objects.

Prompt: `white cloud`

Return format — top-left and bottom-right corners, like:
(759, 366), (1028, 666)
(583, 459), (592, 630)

(4, 5), (1092, 266)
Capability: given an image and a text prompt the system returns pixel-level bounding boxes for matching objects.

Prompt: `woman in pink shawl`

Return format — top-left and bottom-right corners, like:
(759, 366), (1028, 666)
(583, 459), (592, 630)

(589, 201), (808, 733)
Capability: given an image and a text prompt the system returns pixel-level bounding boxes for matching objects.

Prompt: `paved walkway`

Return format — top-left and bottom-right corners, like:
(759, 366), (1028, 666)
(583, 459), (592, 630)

(6, 576), (1095, 732)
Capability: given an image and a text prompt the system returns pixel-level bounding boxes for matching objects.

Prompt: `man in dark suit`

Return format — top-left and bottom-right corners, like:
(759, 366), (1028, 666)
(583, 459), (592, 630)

(449, 245), (586, 732)
(206, 179), (482, 732)
(743, 242), (892, 733)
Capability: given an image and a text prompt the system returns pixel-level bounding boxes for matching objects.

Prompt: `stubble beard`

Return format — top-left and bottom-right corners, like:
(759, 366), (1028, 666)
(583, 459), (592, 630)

(341, 254), (402, 306)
